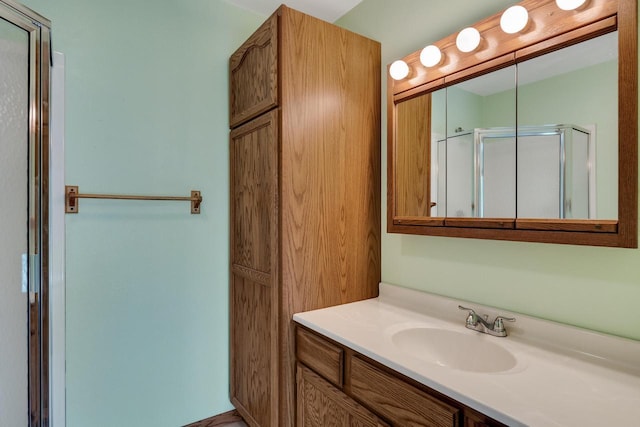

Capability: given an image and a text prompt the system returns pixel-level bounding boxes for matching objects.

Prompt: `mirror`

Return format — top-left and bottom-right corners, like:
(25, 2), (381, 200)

(440, 66), (517, 218)
(388, 0), (637, 247)
(429, 33), (618, 220)
(517, 32), (618, 220)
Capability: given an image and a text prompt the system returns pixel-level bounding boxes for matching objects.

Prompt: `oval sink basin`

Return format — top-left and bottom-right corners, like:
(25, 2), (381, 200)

(391, 327), (517, 373)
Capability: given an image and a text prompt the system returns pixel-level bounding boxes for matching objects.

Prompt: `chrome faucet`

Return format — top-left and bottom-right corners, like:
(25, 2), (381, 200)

(458, 305), (515, 337)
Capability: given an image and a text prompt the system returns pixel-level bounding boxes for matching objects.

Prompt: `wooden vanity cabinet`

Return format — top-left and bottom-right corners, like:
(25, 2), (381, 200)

(229, 6), (381, 427)
(295, 326), (508, 427)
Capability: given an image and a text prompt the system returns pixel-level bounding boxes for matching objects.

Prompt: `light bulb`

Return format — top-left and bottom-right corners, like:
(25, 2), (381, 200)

(456, 27), (481, 53)
(500, 5), (529, 34)
(555, 0), (587, 10)
(420, 45), (443, 67)
(389, 60), (410, 80)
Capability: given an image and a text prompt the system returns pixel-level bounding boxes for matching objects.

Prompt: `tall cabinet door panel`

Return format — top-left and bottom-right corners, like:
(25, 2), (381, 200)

(230, 275), (272, 427)
(229, 12), (278, 128)
(231, 111), (278, 274)
(230, 110), (279, 426)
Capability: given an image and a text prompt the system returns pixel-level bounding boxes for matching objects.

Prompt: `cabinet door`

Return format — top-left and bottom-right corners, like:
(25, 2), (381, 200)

(297, 365), (388, 427)
(464, 409), (508, 427)
(230, 110), (279, 426)
(394, 93), (432, 218)
(229, 12), (278, 128)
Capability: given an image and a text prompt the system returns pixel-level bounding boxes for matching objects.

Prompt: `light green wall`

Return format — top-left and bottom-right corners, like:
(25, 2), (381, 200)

(481, 84), (516, 128)
(338, 0), (640, 341)
(446, 85), (483, 134)
(21, 0), (262, 425)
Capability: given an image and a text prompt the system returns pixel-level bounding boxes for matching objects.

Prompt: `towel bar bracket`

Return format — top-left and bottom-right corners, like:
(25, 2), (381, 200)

(65, 185), (202, 214)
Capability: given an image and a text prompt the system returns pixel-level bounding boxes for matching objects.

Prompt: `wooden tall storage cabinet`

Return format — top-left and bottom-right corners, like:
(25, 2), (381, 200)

(229, 6), (381, 427)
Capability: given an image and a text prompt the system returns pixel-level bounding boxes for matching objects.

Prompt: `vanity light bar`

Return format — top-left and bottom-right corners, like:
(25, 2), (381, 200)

(388, 0), (590, 80)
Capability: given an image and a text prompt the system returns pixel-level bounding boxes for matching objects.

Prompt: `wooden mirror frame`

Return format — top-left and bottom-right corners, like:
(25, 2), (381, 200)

(387, 0), (637, 248)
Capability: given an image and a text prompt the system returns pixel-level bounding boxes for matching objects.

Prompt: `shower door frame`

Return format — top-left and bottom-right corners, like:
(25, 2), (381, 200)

(0, 1), (51, 425)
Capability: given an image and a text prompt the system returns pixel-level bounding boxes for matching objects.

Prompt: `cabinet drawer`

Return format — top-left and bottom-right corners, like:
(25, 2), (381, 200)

(229, 11), (278, 128)
(296, 328), (344, 387)
(350, 356), (461, 427)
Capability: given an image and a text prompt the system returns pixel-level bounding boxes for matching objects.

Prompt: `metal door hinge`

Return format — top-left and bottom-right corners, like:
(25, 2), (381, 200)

(21, 253), (40, 294)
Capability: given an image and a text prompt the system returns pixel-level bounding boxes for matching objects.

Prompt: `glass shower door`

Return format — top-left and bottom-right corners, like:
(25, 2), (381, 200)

(0, 1), (50, 424)
(0, 14), (30, 427)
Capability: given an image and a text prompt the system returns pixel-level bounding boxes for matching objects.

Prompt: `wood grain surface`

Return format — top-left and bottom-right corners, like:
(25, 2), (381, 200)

(395, 93), (431, 217)
(183, 410), (244, 427)
(229, 110), (279, 426)
(229, 13), (278, 128)
(296, 328), (344, 388)
(349, 357), (460, 427)
(229, 5), (381, 427)
(279, 6), (381, 425)
(297, 364), (389, 427)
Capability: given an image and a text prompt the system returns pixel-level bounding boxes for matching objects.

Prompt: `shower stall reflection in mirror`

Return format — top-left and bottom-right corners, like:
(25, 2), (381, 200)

(0, 1), (60, 426)
(433, 124), (596, 220)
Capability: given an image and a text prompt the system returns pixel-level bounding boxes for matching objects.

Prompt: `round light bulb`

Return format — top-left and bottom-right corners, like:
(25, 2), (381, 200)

(456, 27), (481, 53)
(500, 5), (529, 34)
(420, 45), (443, 67)
(555, 0), (586, 10)
(389, 60), (410, 80)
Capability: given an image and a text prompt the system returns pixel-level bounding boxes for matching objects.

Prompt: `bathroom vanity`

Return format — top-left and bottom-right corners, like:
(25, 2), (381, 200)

(294, 284), (640, 426)
(295, 326), (505, 427)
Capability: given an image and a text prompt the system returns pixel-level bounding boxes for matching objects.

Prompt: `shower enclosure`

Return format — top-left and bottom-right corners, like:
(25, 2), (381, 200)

(0, 1), (50, 425)
(435, 124), (593, 219)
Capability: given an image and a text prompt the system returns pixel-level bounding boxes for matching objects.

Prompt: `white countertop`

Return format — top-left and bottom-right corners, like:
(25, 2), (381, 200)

(293, 283), (640, 427)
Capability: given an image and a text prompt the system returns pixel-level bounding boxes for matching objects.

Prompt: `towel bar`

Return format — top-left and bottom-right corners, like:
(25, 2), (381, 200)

(65, 185), (202, 214)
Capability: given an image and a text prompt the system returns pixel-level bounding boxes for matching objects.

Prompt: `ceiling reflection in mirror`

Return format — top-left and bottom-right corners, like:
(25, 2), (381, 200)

(425, 31), (617, 220)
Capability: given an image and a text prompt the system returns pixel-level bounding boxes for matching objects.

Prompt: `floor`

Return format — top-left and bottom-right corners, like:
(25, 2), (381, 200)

(184, 410), (247, 427)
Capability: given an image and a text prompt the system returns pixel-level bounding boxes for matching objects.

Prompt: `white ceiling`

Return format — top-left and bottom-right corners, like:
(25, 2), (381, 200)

(225, 0), (363, 23)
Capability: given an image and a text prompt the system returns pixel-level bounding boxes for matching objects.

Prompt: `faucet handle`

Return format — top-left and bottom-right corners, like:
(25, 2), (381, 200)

(458, 305), (478, 325)
(493, 316), (516, 333)
(458, 305), (475, 313)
